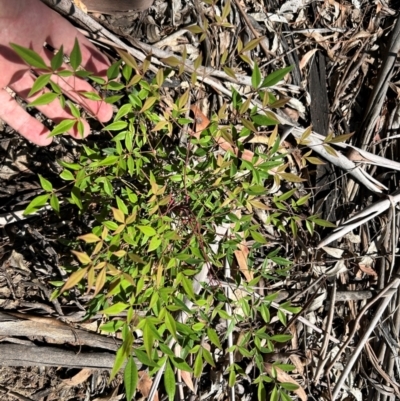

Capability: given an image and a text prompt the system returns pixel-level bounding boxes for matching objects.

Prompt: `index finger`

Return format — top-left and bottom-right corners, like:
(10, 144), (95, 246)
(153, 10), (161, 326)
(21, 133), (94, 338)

(44, 2), (110, 76)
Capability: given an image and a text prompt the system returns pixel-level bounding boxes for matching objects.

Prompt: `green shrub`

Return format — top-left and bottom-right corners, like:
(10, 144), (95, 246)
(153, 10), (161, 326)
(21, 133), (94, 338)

(13, 39), (330, 401)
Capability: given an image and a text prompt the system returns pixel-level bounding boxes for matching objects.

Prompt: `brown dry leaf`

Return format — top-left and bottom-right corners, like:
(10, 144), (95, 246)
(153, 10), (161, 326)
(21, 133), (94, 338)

(241, 149), (255, 162)
(234, 243), (253, 282)
(282, 107), (299, 122)
(190, 105), (210, 138)
(264, 363), (307, 401)
(289, 354), (305, 375)
(358, 264), (378, 278)
(180, 370), (194, 392)
(138, 371), (159, 401)
(299, 49), (319, 71)
(346, 148), (374, 163)
(8, 250), (31, 273)
(248, 135), (269, 144)
(92, 386), (123, 401)
(62, 368), (93, 387)
(216, 136), (256, 162)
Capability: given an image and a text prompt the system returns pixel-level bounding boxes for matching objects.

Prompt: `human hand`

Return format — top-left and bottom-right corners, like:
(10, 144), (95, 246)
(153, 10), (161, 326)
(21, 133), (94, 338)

(0, 0), (113, 146)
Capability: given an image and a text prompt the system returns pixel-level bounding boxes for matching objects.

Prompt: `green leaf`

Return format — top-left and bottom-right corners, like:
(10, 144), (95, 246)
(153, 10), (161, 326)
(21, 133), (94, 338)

(164, 360), (176, 401)
(140, 96), (157, 112)
(107, 60), (122, 80)
(242, 37), (263, 53)
(78, 233), (101, 243)
(116, 196), (129, 215)
(134, 348), (158, 367)
(50, 193), (60, 213)
(311, 218), (337, 228)
(70, 186), (83, 210)
(270, 385), (279, 401)
(246, 185), (267, 195)
(106, 81), (125, 90)
(159, 343), (175, 357)
(29, 92), (58, 107)
(279, 302), (301, 314)
(49, 119), (76, 137)
(10, 43), (48, 69)
(75, 70), (92, 78)
(57, 70), (73, 78)
(252, 114), (279, 126)
(137, 225), (156, 237)
(68, 101), (80, 119)
(306, 219), (314, 235)
(148, 236), (161, 252)
(161, 56), (181, 67)
(278, 172), (305, 183)
(115, 103), (132, 121)
(194, 348), (203, 377)
(202, 347), (215, 367)
(105, 95), (124, 104)
(101, 302), (129, 315)
(28, 74), (52, 97)
(276, 188), (296, 202)
(241, 118), (257, 133)
(103, 220), (118, 231)
(229, 368), (236, 387)
(143, 320), (154, 357)
(270, 334), (292, 343)
(51, 45), (64, 71)
(280, 382), (299, 391)
(61, 267), (88, 290)
(77, 120), (85, 138)
(258, 383), (266, 401)
(23, 194), (50, 215)
(97, 155), (119, 167)
(170, 357), (192, 372)
(110, 346), (126, 381)
(296, 193), (311, 206)
(261, 66), (293, 88)
(165, 311), (177, 338)
(278, 309), (287, 325)
(325, 132), (354, 144)
(38, 174), (53, 192)
(252, 62), (262, 89)
(103, 121), (128, 131)
(207, 328), (222, 349)
(181, 275), (196, 300)
(124, 356), (138, 401)
(60, 169), (75, 181)
(270, 256), (291, 266)
(100, 320), (125, 333)
(80, 91), (102, 101)
(89, 75), (106, 85)
(260, 304), (270, 323)
(250, 230), (267, 244)
(70, 38), (82, 71)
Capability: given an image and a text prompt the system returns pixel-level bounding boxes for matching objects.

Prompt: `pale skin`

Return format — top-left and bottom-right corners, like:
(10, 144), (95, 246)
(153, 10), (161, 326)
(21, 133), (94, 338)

(0, 0), (113, 146)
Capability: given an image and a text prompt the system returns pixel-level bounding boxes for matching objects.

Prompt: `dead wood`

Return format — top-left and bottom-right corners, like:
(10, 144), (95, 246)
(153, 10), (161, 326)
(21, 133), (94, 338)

(357, 15), (400, 149)
(83, 0), (154, 13)
(0, 312), (120, 352)
(0, 344), (121, 369)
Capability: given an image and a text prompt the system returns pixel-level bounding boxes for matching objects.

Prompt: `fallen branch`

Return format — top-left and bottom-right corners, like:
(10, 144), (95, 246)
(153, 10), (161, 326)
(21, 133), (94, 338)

(0, 343), (125, 369)
(0, 311), (120, 351)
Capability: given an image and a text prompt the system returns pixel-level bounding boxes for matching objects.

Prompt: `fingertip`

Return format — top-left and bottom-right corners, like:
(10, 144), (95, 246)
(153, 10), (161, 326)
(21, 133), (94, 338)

(93, 102), (113, 123)
(0, 89), (53, 146)
(74, 94), (113, 124)
(68, 118), (91, 140)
